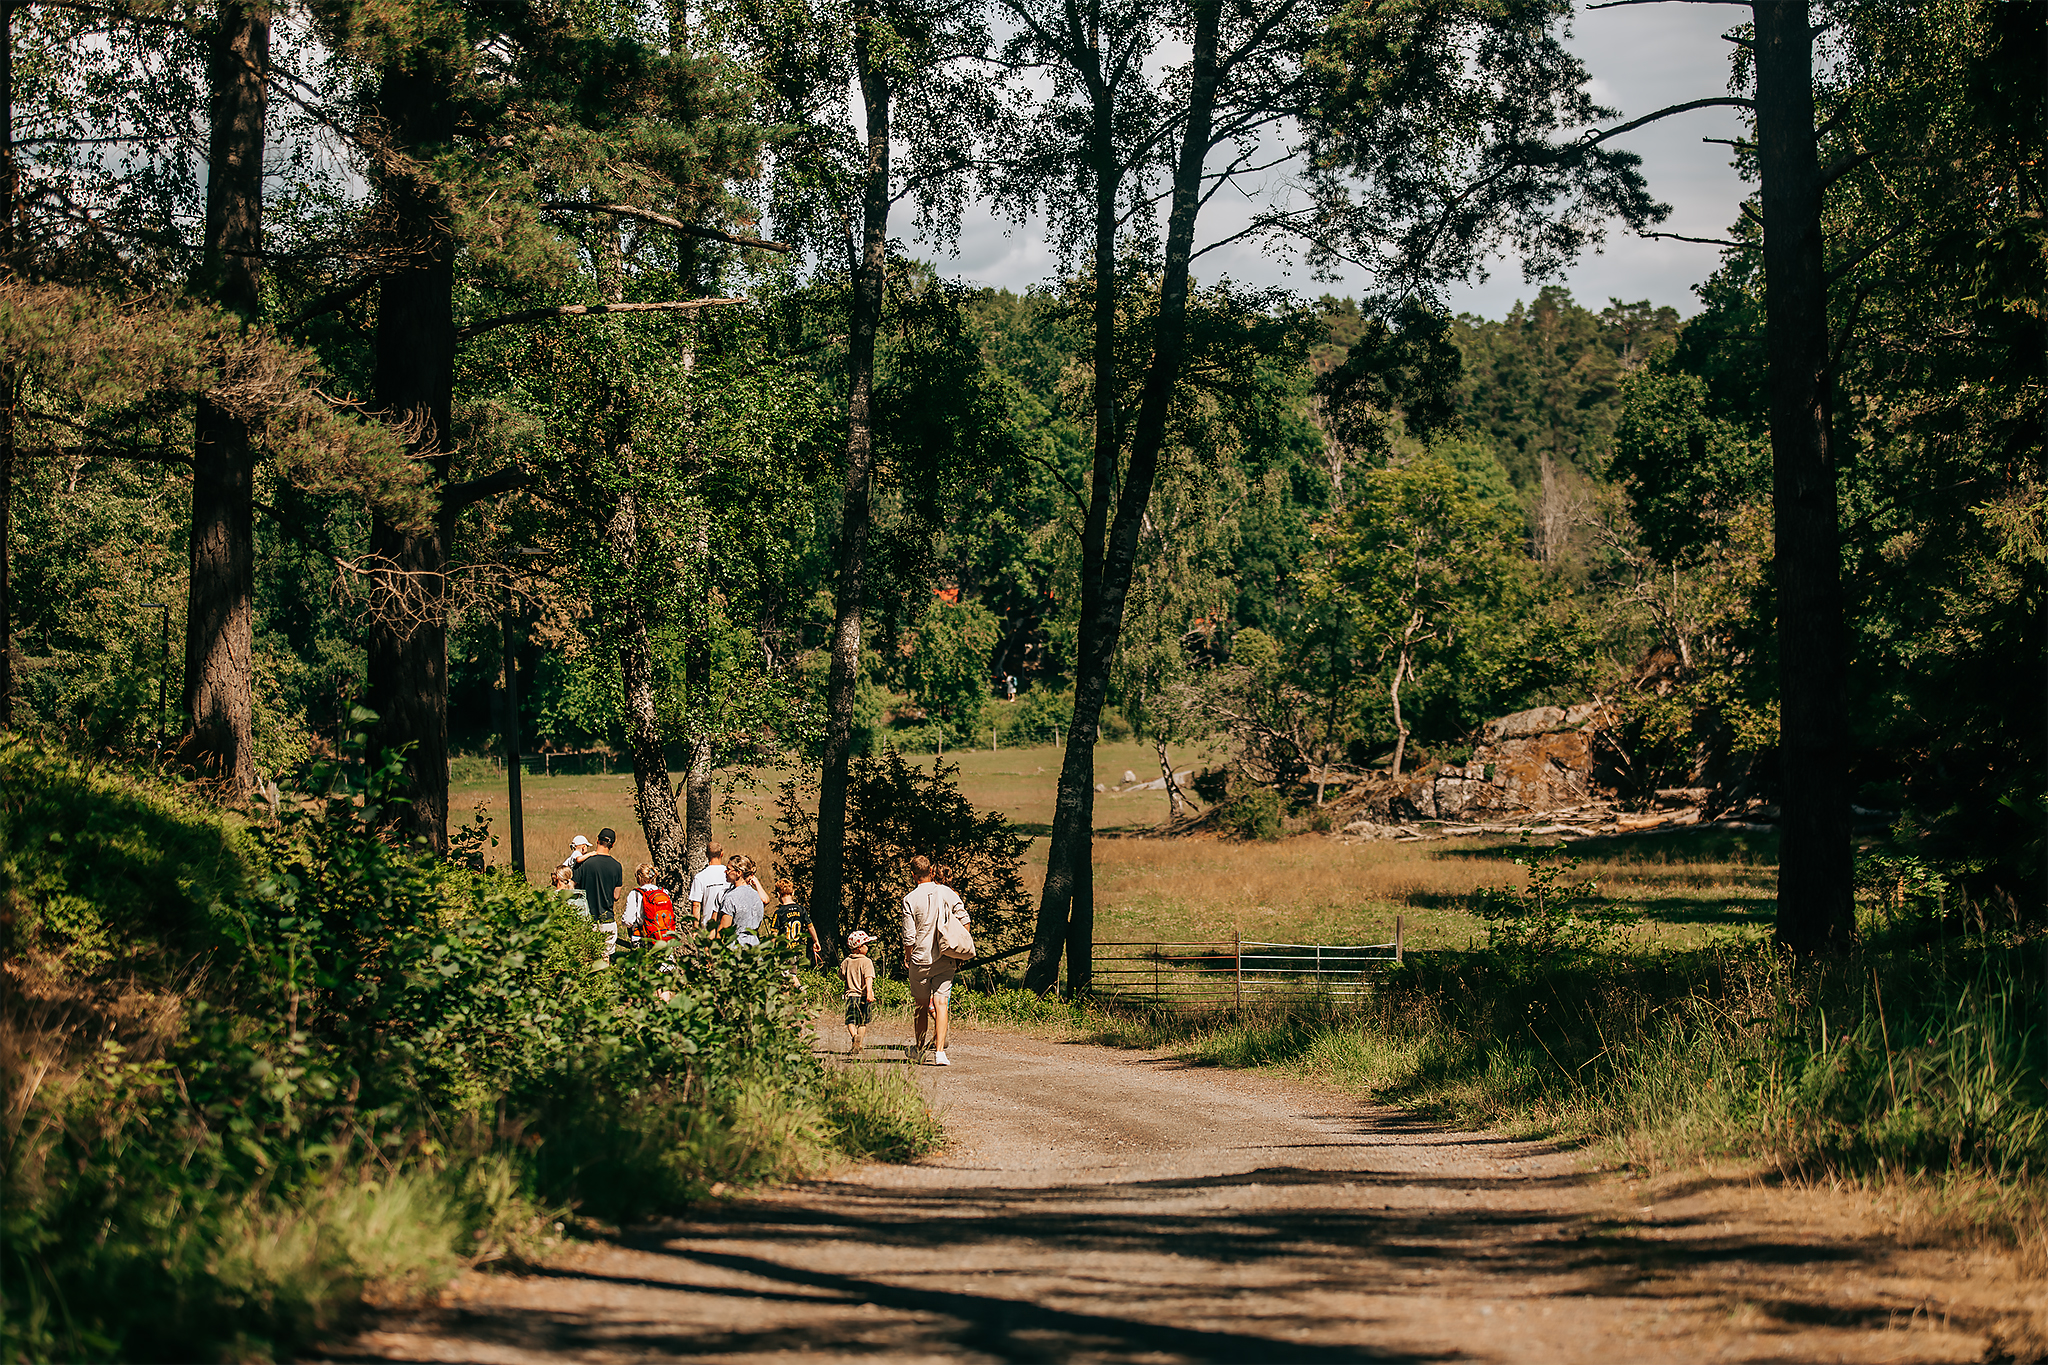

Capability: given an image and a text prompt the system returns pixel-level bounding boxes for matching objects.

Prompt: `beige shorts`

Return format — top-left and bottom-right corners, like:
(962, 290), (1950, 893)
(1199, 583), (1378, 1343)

(908, 957), (960, 1008)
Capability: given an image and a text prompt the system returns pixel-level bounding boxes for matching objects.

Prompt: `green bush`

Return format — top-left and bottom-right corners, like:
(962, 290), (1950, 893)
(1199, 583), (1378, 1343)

(2, 727), (937, 1362)
(952, 984), (1082, 1027)
(773, 749), (1032, 965)
(999, 686), (1074, 746)
(1219, 784), (1285, 841)
(0, 736), (259, 978)
(1469, 832), (1638, 966)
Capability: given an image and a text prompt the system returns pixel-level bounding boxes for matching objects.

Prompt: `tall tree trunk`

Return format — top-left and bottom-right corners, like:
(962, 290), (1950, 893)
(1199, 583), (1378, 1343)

(681, 336), (712, 875)
(608, 482), (689, 887)
(1755, 0), (1854, 954)
(0, 0), (14, 731)
(1026, 0), (1224, 995)
(367, 57), (456, 850)
(0, 385), (10, 733)
(182, 0), (268, 793)
(683, 507), (711, 871)
(1024, 25), (1119, 996)
(811, 12), (890, 954)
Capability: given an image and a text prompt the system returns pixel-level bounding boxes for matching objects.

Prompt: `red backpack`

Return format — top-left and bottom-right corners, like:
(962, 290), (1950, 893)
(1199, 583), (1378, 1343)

(639, 887), (678, 941)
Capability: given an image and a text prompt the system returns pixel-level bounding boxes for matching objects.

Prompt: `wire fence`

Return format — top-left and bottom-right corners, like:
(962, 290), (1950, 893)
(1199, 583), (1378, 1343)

(1090, 922), (1406, 1012)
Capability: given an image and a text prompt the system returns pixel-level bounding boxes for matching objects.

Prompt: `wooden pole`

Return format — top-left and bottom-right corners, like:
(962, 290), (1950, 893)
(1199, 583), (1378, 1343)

(1395, 914), (1404, 965)
(501, 580), (525, 876)
(1234, 931), (1243, 1012)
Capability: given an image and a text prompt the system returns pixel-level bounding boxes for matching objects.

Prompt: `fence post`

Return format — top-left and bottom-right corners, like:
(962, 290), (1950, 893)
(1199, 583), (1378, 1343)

(1235, 932), (1243, 1012)
(1395, 914), (1404, 965)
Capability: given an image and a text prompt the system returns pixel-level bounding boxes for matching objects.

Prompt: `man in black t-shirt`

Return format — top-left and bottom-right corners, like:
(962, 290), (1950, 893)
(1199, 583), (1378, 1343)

(572, 829), (625, 939)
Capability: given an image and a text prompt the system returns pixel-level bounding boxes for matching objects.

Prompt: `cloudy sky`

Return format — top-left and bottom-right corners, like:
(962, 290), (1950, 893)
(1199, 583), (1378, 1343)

(910, 2), (1753, 321)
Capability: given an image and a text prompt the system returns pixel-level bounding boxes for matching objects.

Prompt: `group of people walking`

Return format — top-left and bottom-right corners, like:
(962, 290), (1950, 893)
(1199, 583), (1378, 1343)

(551, 833), (821, 959)
(550, 832), (974, 1067)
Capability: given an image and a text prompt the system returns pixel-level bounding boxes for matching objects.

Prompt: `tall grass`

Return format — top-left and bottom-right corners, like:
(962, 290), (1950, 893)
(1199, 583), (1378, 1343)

(823, 1062), (946, 1162)
(991, 935), (2048, 1263)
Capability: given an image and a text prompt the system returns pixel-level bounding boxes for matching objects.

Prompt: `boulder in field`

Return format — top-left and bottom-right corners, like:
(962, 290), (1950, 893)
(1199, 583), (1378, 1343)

(1337, 700), (1616, 826)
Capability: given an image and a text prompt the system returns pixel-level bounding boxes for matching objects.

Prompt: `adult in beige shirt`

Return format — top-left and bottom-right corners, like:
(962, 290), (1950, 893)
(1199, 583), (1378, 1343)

(901, 855), (969, 1066)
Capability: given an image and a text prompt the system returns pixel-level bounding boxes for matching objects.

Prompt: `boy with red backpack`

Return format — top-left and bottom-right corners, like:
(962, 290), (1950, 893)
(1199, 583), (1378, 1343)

(621, 863), (679, 948)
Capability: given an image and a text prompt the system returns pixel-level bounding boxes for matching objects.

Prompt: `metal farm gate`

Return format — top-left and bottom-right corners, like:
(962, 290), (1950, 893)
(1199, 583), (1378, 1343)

(1091, 921), (1406, 1012)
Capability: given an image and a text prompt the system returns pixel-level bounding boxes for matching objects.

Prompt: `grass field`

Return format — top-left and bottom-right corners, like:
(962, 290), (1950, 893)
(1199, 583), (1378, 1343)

(451, 741), (1777, 953)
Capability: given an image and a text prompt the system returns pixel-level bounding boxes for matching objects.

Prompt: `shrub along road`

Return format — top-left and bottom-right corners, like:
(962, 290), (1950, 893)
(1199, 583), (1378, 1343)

(341, 1026), (2034, 1363)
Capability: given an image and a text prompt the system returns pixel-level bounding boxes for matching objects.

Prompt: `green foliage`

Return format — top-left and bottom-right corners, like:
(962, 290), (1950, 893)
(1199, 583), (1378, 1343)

(1453, 287), (1684, 569)
(773, 750), (1031, 963)
(999, 686), (1074, 745)
(1470, 833), (1636, 965)
(1854, 848), (1959, 941)
(822, 1063), (945, 1162)
(2, 733), (934, 1361)
(905, 599), (999, 745)
(0, 736), (259, 978)
(1610, 368), (1769, 565)
(1218, 784), (1286, 843)
(1590, 0), (2047, 903)
(1301, 441), (1533, 773)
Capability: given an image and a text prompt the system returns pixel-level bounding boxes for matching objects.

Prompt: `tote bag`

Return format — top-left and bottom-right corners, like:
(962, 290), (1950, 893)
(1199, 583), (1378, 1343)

(936, 894), (976, 961)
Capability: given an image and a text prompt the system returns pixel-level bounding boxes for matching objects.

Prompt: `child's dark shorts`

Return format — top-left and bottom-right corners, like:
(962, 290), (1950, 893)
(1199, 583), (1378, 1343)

(844, 995), (872, 1027)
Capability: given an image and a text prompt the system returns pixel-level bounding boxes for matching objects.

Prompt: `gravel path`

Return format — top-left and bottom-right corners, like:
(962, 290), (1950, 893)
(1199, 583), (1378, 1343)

(339, 1021), (2033, 1363)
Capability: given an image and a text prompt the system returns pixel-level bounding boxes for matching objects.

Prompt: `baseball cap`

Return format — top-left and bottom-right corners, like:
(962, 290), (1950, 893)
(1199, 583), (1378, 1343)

(846, 930), (873, 948)
(570, 835), (591, 847)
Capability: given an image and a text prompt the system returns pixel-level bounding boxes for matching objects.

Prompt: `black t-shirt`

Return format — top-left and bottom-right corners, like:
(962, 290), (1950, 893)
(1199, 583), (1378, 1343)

(773, 900), (813, 937)
(572, 852), (625, 924)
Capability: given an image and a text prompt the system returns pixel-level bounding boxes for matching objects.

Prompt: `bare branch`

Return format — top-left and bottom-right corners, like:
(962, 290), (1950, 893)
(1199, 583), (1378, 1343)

(1579, 97), (1756, 151)
(455, 297), (746, 342)
(1638, 229), (1745, 247)
(444, 466), (527, 510)
(1825, 223), (1911, 286)
(1819, 148), (1875, 189)
(539, 202), (791, 254)
(1021, 444), (1087, 515)
(1587, 0), (1748, 9)
(278, 275), (383, 332)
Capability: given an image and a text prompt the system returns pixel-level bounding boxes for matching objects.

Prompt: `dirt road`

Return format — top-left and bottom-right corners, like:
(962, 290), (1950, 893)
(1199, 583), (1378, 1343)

(341, 1023), (2036, 1363)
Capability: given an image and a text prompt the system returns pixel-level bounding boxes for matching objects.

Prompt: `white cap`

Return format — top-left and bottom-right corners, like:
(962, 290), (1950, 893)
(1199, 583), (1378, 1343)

(846, 930), (873, 948)
(570, 835), (591, 846)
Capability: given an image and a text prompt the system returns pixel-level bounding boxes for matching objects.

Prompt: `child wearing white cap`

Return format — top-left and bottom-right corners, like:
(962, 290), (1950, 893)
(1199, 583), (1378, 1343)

(560, 835), (592, 868)
(840, 932), (877, 1054)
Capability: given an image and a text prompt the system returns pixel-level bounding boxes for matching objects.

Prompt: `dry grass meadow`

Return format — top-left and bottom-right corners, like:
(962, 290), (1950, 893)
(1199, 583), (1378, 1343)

(451, 739), (1778, 954)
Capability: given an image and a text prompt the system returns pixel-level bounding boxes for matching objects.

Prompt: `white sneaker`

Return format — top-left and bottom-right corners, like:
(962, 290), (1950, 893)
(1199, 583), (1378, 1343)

(931, 1050), (950, 1066)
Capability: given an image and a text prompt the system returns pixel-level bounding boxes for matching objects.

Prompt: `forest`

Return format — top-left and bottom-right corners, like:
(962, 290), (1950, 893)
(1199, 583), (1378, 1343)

(1, 0), (2041, 1355)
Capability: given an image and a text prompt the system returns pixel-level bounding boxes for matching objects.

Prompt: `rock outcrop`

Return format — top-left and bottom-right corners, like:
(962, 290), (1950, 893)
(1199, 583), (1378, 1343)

(1345, 702), (1615, 826)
